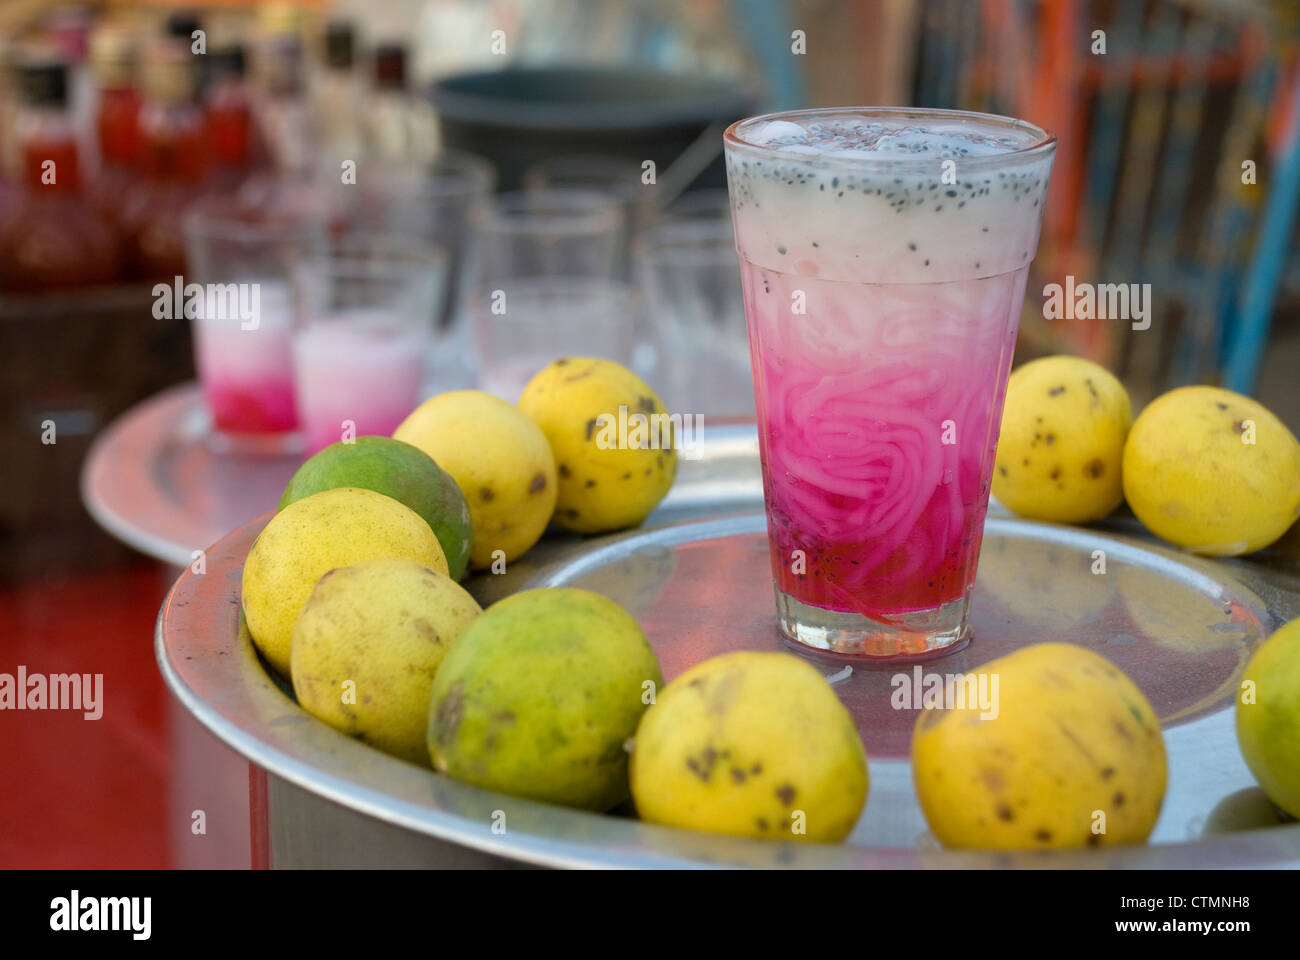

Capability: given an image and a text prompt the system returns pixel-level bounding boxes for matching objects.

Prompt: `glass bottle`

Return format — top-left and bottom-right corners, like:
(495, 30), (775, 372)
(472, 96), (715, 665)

(366, 43), (436, 168)
(0, 56), (118, 292)
(87, 25), (141, 231)
(118, 42), (207, 281)
(205, 43), (256, 194)
(313, 20), (363, 161)
(257, 32), (314, 176)
(237, 30), (337, 228)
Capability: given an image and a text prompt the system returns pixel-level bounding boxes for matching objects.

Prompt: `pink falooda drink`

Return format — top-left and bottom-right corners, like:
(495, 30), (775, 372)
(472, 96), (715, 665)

(183, 212), (326, 449)
(193, 280), (298, 435)
(725, 108), (1055, 656)
(293, 317), (430, 454)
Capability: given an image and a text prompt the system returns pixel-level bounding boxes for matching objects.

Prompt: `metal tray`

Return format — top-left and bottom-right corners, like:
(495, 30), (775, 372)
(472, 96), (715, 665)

(82, 384), (303, 568)
(156, 423), (1300, 868)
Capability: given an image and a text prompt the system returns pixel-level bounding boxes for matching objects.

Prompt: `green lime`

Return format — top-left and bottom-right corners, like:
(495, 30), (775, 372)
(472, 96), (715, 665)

(278, 436), (473, 580)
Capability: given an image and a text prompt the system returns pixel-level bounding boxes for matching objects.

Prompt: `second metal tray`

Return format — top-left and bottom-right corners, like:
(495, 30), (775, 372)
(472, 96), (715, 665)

(156, 423), (1300, 867)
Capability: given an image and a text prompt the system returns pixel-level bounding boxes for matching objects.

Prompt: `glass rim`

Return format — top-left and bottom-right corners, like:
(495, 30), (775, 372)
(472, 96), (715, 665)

(468, 275), (637, 302)
(474, 188), (624, 236)
(182, 208), (325, 246)
(316, 233), (445, 267)
(724, 106), (1057, 171)
(429, 149), (496, 184)
(366, 150), (497, 201)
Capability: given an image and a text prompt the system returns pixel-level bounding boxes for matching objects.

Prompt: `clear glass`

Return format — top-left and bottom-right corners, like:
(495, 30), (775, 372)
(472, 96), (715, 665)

(464, 188), (634, 399)
(182, 211), (327, 450)
(468, 188), (624, 284)
(522, 154), (652, 274)
(290, 236), (445, 454)
(523, 157), (662, 374)
(724, 106), (1056, 657)
(639, 215), (752, 417)
(345, 151), (495, 335)
(471, 277), (639, 402)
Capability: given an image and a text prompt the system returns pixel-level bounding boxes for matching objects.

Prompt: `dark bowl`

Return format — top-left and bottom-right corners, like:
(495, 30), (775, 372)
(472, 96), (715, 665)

(430, 66), (757, 190)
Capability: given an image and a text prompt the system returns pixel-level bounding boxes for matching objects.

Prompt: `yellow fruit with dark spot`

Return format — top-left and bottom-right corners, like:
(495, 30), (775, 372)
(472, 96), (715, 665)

(1122, 386), (1300, 555)
(993, 356), (1132, 524)
(394, 390), (557, 569)
(1236, 619), (1300, 819)
(519, 358), (677, 534)
(241, 488), (449, 677)
(630, 651), (868, 842)
(911, 643), (1166, 850)
(291, 559), (481, 764)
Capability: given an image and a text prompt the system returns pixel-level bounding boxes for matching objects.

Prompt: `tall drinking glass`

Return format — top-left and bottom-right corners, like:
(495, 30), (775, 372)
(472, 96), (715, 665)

(639, 217), (752, 417)
(470, 188), (623, 281)
(522, 154), (652, 276)
(183, 211), (327, 451)
(724, 107), (1056, 657)
(464, 188), (635, 399)
(290, 236), (445, 454)
(345, 151), (495, 333)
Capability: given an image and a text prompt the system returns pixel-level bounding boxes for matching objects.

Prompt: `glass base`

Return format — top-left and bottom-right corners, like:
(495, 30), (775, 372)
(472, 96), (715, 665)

(775, 589), (972, 659)
(204, 426), (304, 457)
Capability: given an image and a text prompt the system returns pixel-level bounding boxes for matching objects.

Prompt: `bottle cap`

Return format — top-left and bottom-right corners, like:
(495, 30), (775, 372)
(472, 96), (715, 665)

(164, 10), (203, 42)
(17, 56), (68, 108)
(210, 44), (247, 79)
(373, 43), (406, 90)
(325, 21), (355, 70)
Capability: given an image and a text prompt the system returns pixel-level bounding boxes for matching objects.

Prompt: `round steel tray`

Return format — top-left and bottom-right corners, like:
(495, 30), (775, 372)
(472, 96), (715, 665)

(156, 424), (1300, 868)
(82, 384), (304, 568)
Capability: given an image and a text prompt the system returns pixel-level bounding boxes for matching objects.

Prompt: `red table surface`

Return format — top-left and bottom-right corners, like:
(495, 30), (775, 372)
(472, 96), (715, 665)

(1, 563), (174, 868)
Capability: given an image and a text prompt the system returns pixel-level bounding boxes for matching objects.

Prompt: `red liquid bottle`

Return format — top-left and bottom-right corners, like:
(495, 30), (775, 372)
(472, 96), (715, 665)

(0, 44), (17, 239)
(205, 44), (258, 194)
(0, 56), (118, 293)
(88, 26), (142, 231)
(118, 42), (207, 281)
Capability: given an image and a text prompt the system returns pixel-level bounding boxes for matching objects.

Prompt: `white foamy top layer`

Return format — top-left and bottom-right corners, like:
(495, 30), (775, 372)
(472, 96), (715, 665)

(726, 112), (1055, 282)
(739, 116), (1042, 158)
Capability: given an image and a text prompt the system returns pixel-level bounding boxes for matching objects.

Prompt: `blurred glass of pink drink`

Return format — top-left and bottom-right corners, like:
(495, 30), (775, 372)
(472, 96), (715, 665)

(183, 210), (329, 450)
(293, 316), (430, 453)
(193, 280), (299, 434)
(724, 108), (1055, 656)
(290, 239), (443, 454)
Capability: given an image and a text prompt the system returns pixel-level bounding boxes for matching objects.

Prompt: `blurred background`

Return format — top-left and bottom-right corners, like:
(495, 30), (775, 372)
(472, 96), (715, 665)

(1, 0), (1297, 867)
